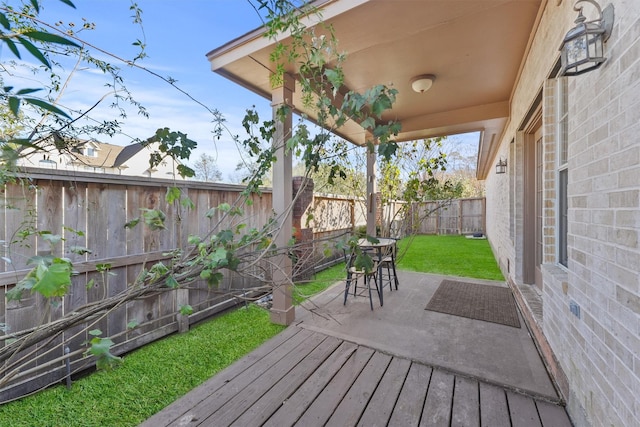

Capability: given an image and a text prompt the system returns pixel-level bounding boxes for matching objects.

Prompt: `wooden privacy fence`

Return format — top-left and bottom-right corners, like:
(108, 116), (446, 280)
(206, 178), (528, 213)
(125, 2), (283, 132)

(0, 168), (273, 402)
(406, 198), (486, 235)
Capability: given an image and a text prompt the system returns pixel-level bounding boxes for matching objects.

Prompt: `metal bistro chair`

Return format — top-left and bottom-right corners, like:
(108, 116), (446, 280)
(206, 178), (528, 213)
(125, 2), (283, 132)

(343, 247), (381, 310)
(378, 238), (399, 293)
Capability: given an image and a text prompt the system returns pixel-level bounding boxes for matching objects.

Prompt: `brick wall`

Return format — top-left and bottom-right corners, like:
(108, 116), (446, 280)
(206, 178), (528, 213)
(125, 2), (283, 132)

(485, 1), (640, 426)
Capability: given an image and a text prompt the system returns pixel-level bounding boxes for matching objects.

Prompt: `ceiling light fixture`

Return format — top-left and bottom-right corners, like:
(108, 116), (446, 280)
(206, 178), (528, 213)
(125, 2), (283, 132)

(410, 74), (436, 93)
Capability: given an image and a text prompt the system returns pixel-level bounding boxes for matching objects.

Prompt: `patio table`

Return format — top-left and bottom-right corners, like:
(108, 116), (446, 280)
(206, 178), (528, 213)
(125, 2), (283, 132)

(357, 237), (399, 306)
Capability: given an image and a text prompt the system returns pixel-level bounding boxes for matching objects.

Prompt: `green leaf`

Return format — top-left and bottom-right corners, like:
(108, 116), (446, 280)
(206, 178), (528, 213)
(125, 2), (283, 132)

(165, 275), (179, 289)
(29, 0), (39, 13)
(86, 278), (95, 289)
(88, 329), (102, 337)
(32, 258), (72, 298)
(69, 245), (92, 255)
(179, 304), (193, 316)
(0, 13), (11, 30)
(96, 263), (111, 272)
(124, 218), (140, 229)
(22, 30), (80, 48)
(127, 320), (139, 329)
(140, 209), (166, 230)
(58, 0), (76, 8)
(41, 233), (63, 246)
(8, 97), (20, 117)
(15, 88), (41, 95)
(17, 36), (51, 68)
(165, 186), (181, 204)
(86, 336), (122, 370)
(3, 38), (20, 59)
(23, 97), (71, 119)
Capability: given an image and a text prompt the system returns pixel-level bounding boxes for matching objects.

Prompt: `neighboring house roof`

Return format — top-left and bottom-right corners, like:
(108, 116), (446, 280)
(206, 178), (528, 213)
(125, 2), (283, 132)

(113, 143), (145, 168)
(69, 141), (129, 169)
(18, 137), (182, 179)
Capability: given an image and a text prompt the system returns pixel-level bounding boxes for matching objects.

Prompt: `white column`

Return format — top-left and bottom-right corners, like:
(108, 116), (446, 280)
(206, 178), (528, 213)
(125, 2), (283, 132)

(366, 142), (377, 237)
(270, 74), (295, 325)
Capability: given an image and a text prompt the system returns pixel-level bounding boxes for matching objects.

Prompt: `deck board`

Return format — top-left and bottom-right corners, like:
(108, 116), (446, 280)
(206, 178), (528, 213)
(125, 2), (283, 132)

(230, 336), (343, 427)
(295, 346), (375, 426)
(388, 362), (432, 427)
(139, 325), (303, 427)
(167, 328), (314, 426)
(508, 391), (543, 427)
(262, 340), (358, 427)
(325, 350), (392, 426)
(479, 381), (511, 427)
(142, 325), (573, 427)
(420, 368), (455, 427)
(536, 400), (574, 427)
(357, 356), (411, 427)
(452, 376), (480, 427)
(202, 331), (328, 426)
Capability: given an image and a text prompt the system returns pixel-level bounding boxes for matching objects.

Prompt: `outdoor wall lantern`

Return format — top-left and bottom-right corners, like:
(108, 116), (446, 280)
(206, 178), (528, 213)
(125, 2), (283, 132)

(496, 157), (507, 175)
(559, 0), (614, 76)
(410, 74), (436, 93)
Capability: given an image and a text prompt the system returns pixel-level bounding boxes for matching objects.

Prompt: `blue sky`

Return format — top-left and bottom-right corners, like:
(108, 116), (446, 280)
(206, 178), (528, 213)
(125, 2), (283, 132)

(28, 0), (478, 180)
(32, 0), (272, 179)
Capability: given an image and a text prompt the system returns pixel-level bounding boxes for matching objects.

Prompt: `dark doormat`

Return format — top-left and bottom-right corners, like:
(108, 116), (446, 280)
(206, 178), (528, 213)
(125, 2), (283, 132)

(425, 280), (521, 328)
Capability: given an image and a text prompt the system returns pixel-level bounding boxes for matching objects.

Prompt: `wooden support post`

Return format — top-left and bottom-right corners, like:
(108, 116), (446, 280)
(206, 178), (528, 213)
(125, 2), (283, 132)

(366, 141), (377, 237)
(270, 74), (295, 326)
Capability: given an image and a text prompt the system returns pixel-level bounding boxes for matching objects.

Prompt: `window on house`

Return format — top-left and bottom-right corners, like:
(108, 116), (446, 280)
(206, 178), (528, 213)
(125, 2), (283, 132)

(85, 147), (96, 157)
(557, 77), (568, 267)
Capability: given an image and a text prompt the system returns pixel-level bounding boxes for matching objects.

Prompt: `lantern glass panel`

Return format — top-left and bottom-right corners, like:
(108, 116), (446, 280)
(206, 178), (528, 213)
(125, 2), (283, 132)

(566, 35), (588, 64)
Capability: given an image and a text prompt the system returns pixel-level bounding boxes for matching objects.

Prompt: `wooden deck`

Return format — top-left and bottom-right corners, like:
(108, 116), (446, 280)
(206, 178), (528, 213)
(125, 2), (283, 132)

(141, 326), (572, 427)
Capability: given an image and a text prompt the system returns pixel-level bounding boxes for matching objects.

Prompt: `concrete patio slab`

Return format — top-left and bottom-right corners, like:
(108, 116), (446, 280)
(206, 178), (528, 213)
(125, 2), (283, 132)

(295, 270), (559, 401)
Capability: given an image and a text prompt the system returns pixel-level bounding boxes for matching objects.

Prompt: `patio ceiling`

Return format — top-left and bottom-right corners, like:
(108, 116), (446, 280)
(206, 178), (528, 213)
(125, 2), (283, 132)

(206, 0), (544, 179)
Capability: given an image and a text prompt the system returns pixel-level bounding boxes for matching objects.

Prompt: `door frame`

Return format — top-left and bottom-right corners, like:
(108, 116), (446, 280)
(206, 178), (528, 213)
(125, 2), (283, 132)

(522, 108), (542, 287)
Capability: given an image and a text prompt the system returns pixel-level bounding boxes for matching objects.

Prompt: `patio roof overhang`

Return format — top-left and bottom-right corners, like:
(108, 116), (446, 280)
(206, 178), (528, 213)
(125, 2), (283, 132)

(206, 0), (544, 179)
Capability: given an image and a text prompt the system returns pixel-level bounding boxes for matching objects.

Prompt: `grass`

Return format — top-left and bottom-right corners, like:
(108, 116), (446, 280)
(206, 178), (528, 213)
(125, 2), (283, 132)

(396, 235), (504, 281)
(0, 304), (285, 427)
(293, 262), (346, 304)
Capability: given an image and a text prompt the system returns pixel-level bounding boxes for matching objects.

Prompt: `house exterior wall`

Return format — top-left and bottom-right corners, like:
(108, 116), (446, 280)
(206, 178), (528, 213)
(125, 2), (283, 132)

(485, 1), (640, 426)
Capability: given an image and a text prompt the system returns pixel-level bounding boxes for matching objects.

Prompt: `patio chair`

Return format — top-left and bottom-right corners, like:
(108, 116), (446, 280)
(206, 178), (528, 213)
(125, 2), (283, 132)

(343, 248), (381, 310)
(378, 238), (399, 292)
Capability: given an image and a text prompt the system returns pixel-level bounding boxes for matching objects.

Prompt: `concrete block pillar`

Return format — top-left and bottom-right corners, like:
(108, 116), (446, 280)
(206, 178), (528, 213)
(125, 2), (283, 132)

(270, 74), (295, 326)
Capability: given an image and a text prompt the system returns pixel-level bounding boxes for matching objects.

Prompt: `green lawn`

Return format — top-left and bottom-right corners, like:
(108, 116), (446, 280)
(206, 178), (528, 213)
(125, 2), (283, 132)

(0, 305), (285, 427)
(293, 262), (346, 304)
(396, 234), (504, 281)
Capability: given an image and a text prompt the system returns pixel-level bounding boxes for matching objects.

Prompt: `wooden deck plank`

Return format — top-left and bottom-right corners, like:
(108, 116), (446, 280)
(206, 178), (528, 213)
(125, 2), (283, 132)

(229, 336), (343, 427)
(420, 369), (455, 427)
(139, 325), (304, 427)
(263, 341), (358, 427)
(357, 356), (412, 427)
(163, 327), (314, 427)
(325, 351), (392, 427)
(451, 376), (480, 427)
(202, 331), (328, 426)
(507, 391), (543, 427)
(388, 362), (433, 427)
(479, 382), (510, 427)
(536, 400), (572, 427)
(295, 346), (375, 426)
